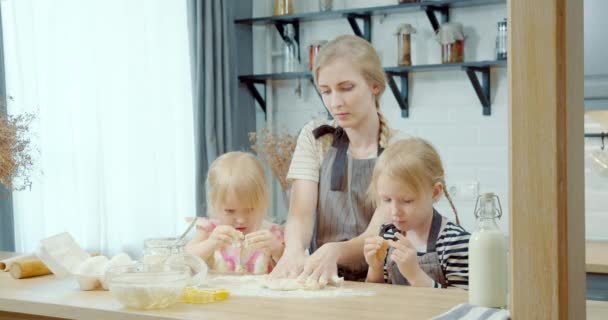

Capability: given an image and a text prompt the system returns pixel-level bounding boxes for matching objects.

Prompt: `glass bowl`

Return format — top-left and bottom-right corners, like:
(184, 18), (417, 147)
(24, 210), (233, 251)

(106, 262), (189, 309)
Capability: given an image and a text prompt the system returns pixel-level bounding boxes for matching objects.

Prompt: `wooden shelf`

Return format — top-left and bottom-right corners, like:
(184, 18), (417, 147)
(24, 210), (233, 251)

(239, 60), (507, 117)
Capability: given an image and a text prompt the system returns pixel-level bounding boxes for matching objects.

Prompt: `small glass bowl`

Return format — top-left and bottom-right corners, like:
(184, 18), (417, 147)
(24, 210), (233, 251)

(106, 262), (190, 309)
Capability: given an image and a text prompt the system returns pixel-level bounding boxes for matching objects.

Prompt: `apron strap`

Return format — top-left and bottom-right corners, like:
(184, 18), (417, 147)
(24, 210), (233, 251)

(313, 124), (385, 191)
(426, 209), (443, 252)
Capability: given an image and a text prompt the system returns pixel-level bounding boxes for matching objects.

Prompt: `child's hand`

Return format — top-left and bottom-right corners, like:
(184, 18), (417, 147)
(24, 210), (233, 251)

(364, 236), (388, 269)
(244, 230), (284, 260)
(390, 233), (427, 285)
(209, 225), (243, 249)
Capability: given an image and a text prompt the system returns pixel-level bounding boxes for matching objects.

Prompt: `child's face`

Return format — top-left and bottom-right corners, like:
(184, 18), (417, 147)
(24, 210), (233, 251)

(317, 59), (379, 129)
(213, 190), (262, 235)
(376, 173), (442, 232)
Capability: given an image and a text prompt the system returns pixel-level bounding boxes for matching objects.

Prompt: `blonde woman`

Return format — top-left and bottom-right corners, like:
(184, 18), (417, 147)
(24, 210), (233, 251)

(271, 35), (410, 283)
(186, 152), (284, 274)
(364, 138), (470, 289)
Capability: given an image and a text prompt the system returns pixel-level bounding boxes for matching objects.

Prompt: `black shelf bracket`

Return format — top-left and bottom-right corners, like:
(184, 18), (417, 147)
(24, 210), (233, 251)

(463, 66), (491, 116)
(422, 5), (449, 32)
(345, 13), (371, 42)
(274, 21), (301, 62)
(243, 79), (267, 116)
(386, 71), (410, 118)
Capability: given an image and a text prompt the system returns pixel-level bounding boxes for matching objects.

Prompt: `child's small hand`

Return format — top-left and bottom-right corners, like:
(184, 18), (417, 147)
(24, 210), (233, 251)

(364, 236), (388, 269)
(244, 230), (283, 260)
(209, 225), (242, 249)
(390, 232), (425, 283)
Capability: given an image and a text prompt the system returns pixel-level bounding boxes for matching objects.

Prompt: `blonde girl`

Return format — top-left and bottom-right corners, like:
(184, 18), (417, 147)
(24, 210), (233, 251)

(186, 152), (284, 274)
(271, 35), (410, 283)
(364, 138), (470, 289)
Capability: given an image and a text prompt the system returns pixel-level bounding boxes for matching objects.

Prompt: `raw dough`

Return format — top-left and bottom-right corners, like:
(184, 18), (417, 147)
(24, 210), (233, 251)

(263, 275), (344, 291)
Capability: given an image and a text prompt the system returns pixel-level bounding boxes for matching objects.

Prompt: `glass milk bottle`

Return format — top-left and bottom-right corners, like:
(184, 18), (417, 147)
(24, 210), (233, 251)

(469, 193), (508, 308)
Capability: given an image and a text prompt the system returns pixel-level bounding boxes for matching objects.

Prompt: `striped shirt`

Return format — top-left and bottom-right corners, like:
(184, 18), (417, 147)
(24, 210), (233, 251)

(380, 221), (471, 289)
(286, 119), (411, 183)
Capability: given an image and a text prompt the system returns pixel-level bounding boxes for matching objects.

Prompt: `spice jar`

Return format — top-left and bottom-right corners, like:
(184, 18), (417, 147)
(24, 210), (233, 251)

(436, 22), (465, 64)
(495, 18), (507, 60)
(274, 0), (293, 16)
(319, 0), (332, 11)
(396, 24), (416, 66)
(309, 40), (328, 71)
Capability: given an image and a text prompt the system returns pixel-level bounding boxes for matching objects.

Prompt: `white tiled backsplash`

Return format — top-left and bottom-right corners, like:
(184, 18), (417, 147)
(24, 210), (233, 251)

(251, 0), (607, 240)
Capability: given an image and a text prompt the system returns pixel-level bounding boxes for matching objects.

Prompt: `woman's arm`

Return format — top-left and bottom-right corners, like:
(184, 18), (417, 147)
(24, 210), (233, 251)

(270, 179), (319, 278)
(298, 207), (390, 282)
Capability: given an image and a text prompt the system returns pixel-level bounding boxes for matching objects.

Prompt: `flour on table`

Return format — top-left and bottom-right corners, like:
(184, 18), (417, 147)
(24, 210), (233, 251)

(204, 275), (375, 299)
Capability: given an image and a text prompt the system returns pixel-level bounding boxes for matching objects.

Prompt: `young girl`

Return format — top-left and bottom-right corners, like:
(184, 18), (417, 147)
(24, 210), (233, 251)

(185, 151), (284, 274)
(364, 138), (470, 289)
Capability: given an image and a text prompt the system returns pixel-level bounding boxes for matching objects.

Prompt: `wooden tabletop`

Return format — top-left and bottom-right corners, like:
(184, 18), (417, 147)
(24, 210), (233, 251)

(587, 241), (608, 274)
(1, 250), (607, 320)
(0, 272), (468, 320)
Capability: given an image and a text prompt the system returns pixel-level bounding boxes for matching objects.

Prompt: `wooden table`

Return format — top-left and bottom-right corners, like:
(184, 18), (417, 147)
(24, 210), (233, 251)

(1, 252), (607, 320)
(587, 241), (608, 274)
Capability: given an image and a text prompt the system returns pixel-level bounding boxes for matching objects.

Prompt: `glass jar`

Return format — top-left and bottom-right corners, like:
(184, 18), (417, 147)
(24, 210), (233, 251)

(142, 237), (208, 286)
(436, 22), (465, 64)
(469, 193), (508, 308)
(396, 24), (416, 66)
(143, 237), (187, 264)
(495, 18), (507, 60)
(309, 40), (328, 71)
(274, 0), (293, 16)
(319, 0), (332, 12)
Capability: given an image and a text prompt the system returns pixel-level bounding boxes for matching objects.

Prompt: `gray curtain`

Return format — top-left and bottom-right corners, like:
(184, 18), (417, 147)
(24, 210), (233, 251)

(0, 6), (15, 251)
(187, 0), (255, 216)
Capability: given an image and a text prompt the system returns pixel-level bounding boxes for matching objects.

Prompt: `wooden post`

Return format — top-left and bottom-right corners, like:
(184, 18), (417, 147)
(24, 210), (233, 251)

(509, 0), (585, 318)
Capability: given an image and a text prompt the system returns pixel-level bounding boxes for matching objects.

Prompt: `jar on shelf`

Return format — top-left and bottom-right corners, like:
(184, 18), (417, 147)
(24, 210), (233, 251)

(274, 0), (293, 16)
(396, 24), (416, 66)
(319, 0), (332, 12)
(309, 40), (328, 71)
(436, 22), (465, 64)
(495, 18), (507, 60)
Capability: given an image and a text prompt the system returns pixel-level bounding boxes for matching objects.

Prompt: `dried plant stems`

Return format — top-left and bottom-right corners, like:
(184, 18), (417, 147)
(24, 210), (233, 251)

(249, 129), (297, 192)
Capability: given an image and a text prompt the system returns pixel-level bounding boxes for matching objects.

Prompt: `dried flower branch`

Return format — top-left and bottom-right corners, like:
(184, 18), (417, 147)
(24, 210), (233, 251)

(249, 129), (297, 192)
(0, 112), (35, 191)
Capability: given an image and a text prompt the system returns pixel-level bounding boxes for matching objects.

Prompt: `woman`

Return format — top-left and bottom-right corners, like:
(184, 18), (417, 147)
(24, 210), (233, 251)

(270, 35), (410, 283)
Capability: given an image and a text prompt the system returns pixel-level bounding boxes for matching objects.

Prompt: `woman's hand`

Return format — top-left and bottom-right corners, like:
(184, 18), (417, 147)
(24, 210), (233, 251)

(269, 248), (307, 279)
(364, 236), (387, 270)
(296, 242), (339, 286)
(390, 233), (432, 287)
(245, 230), (284, 261)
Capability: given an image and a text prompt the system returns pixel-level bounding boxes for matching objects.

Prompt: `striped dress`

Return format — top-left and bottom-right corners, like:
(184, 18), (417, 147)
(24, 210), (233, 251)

(380, 221), (471, 289)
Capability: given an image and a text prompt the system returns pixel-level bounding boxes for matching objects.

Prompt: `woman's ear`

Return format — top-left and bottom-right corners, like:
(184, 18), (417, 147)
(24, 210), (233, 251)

(371, 82), (381, 95)
(432, 182), (444, 202)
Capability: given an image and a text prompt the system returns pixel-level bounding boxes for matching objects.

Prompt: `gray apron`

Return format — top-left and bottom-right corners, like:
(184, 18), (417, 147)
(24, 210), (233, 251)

(386, 209), (448, 287)
(310, 125), (381, 280)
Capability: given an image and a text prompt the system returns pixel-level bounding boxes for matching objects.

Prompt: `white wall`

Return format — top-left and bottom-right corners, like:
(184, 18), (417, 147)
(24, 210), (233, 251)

(251, 0), (608, 240)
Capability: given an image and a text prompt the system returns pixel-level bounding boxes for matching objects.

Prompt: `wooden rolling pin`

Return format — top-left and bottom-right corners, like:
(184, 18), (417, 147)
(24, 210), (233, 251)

(9, 258), (52, 279)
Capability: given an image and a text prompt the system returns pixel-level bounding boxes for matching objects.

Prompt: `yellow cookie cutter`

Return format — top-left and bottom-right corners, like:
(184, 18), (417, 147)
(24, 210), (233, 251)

(181, 287), (230, 304)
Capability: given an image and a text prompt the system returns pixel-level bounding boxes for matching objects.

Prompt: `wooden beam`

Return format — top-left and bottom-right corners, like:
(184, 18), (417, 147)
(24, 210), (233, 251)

(509, 0), (585, 318)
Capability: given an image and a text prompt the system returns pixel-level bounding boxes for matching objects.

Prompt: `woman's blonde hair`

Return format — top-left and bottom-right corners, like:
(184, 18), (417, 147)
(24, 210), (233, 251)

(206, 152), (269, 217)
(312, 35), (391, 149)
(367, 138), (460, 225)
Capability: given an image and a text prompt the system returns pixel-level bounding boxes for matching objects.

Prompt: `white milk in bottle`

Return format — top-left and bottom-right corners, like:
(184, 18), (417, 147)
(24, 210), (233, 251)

(468, 192), (508, 308)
